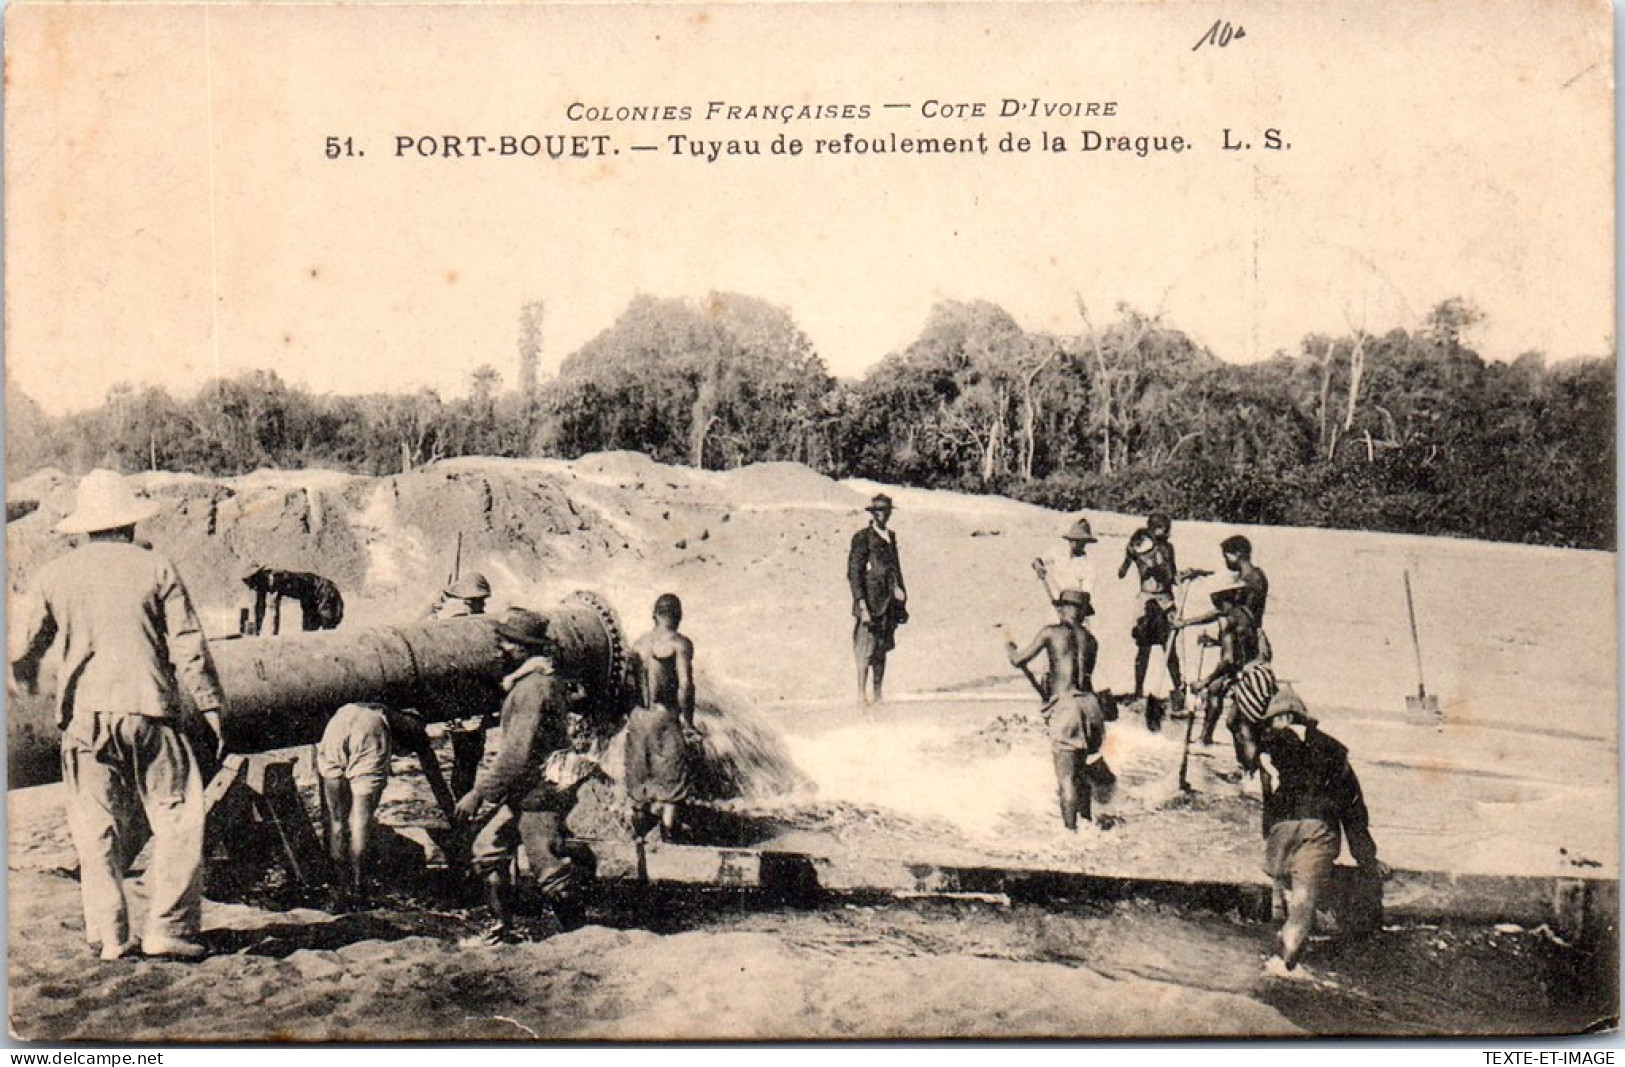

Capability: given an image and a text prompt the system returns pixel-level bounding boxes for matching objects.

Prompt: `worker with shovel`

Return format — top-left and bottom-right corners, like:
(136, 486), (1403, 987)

(1187, 586), (1276, 771)
(1006, 589), (1114, 832)
(1118, 512), (1202, 728)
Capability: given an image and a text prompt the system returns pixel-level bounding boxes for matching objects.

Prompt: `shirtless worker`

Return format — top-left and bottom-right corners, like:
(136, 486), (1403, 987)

(1006, 589), (1111, 832)
(1187, 586), (1276, 770)
(625, 593), (698, 843)
(315, 702), (456, 908)
(1175, 535), (1272, 661)
(1117, 512), (1185, 720)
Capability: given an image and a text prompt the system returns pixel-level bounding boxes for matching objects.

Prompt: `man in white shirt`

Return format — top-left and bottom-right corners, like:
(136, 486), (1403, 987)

(1034, 517), (1099, 602)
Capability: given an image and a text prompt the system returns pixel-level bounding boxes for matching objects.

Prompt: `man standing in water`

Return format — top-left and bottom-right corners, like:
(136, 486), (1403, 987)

(847, 493), (908, 705)
(1257, 687), (1388, 977)
(625, 593), (697, 843)
(10, 470), (226, 960)
(1118, 511), (1184, 705)
(1006, 590), (1111, 832)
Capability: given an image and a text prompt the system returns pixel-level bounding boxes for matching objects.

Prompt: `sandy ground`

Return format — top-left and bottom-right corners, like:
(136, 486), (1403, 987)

(5, 455), (1617, 1040)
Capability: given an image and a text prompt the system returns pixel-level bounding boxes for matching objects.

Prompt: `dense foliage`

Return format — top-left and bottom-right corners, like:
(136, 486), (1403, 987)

(9, 293), (1614, 549)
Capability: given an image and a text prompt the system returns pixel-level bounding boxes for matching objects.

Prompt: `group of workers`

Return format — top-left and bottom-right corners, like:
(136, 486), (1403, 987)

(14, 468), (1384, 975)
(316, 580), (700, 945)
(1006, 508), (1387, 974)
(10, 469), (705, 957)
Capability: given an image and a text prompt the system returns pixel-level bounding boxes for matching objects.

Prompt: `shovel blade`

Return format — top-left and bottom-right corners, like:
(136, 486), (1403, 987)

(1405, 693), (1442, 723)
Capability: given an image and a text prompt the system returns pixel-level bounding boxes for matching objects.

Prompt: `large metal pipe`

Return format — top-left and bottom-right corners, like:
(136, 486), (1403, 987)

(6, 591), (632, 789)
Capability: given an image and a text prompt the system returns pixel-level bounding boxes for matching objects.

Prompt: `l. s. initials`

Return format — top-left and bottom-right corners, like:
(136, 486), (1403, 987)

(1193, 19), (1245, 51)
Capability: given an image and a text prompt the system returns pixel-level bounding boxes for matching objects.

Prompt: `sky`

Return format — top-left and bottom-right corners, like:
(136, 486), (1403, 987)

(4, 0), (1615, 415)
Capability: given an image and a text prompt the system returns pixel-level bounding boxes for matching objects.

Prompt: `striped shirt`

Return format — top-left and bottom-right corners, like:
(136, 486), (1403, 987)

(1228, 661), (1279, 724)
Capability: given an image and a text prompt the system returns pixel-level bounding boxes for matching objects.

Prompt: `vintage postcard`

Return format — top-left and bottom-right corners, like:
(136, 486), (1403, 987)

(3, 0), (1617, 1043)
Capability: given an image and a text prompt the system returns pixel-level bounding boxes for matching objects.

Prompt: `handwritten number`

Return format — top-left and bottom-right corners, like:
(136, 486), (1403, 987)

(1193, 19), (1246, 51)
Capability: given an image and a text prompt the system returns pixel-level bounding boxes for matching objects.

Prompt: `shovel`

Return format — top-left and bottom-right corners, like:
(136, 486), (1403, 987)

(1403, 570), (1441, 722)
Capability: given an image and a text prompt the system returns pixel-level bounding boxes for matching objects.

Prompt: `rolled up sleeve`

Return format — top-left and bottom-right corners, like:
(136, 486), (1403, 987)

(160, 564), (226, 712)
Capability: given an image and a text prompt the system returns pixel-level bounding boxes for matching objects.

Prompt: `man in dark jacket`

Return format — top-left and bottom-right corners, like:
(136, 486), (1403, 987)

(847, 493), (908, 705)
(1257, 687), (1388, 975)
(453, 608), (599, 944)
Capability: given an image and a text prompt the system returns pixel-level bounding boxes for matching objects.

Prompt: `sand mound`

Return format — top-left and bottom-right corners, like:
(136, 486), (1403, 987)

(720, 461), (863, 511)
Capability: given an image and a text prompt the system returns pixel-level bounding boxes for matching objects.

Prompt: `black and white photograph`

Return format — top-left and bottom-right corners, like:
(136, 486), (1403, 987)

(3, 0), (1617, 1042)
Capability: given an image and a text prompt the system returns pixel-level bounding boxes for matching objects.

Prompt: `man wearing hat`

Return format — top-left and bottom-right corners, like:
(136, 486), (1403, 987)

(1256, 686), (1387, 976)
(847, 493), (908, 705)
(1188, 585), (1273, 760)
(453, 608), (601, 944)
(1033, 516), (1099, 603)
(432, 571), (493, 620)
(1007, 589), (1112, 832)
(9, 470), (226, 960)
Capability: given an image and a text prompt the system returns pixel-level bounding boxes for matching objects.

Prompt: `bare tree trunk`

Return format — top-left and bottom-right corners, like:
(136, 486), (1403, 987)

(1017, 346), (1060, 481)
(1343, 333), (1367, 433)
(1074, 297), (1114, 475)
(1318, 340), (1335, 460)
(690, 374), (719, 469)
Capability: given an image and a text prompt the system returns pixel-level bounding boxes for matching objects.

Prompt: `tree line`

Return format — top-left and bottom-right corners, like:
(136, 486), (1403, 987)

(8, 292), (1614, 549)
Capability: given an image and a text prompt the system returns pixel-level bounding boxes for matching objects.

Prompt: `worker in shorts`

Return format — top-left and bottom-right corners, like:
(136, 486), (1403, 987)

(1007, 589), (1112, 832)
(316, 701), (455, 907)
(1257, 687), (1389, 977)
(1187, 587), (1271, 757)
(625, 594), (697, 843)
(1118, 512), (1184, 723)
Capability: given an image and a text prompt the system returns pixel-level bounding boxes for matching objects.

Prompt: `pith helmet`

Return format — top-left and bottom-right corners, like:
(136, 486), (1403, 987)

(1063, 517), (1098, 543)
(445, 571), (492, 600)
(1265, 686), (1309, 723)
(493, 608), (553, 651)
(56, 470), (161, 535)
(1054, 589), (1095, 616)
